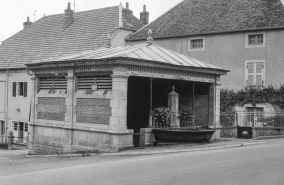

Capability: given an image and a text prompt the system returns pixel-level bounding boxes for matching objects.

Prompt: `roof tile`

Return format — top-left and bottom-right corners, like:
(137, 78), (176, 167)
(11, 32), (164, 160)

(0, 6), (143, 69)
(128, 0), (284, 40)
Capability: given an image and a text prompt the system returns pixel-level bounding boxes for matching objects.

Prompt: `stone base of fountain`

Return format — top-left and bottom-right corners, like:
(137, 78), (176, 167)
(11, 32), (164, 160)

(152, 128), (216, 143)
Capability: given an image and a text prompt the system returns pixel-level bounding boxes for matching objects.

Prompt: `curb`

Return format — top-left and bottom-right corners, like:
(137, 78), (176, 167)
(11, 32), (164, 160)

(102, 142), (267, 156)
(253, 135), (284, 140)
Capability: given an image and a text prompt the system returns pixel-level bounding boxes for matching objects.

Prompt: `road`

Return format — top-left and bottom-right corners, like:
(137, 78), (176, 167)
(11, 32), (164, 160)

(1, 141), (284, 185)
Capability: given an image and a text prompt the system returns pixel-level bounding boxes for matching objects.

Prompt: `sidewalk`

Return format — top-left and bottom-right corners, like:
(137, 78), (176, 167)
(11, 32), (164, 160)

(103, 138), (270, 156)
(2, 137), (283, 157)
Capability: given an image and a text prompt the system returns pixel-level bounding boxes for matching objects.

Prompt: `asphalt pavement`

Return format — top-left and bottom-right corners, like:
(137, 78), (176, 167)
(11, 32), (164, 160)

(1, 138), (284, 185)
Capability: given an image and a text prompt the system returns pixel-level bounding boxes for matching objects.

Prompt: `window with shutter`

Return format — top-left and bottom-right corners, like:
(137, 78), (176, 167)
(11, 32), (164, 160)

(12, 82), (28, 97)
(23, 82), (28, 97)
(245, 61), (265, 86)
(246, 63), (254, 86)
(12, 82), (16, 97)
(77, 76), (112, 91)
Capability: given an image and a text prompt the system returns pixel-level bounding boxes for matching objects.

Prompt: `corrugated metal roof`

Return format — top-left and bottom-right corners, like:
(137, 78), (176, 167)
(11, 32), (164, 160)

(28, 43), (228, 72)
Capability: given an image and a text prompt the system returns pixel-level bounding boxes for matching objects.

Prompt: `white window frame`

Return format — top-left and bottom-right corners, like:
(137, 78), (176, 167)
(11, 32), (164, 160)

(245, 60), (265, 86)
(245, 32), (266, 48)
(13, 81), (27, 98)
(188, 37), (205, 51)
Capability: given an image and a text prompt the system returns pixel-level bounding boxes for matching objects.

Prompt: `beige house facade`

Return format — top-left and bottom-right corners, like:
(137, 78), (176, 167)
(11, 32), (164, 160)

(126, 0), (284, 91)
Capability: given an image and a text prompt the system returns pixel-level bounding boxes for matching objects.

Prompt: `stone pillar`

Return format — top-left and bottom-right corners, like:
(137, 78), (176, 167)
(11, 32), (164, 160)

(109, 69), (128, 131)
(211, 76), (222, 139)
(29, 77), (36, 145)
(168, 86), (179, 128)
(65, 69), (75, 151)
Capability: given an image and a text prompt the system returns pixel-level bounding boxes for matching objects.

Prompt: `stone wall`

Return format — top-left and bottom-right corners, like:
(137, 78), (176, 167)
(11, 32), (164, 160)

(253, 127), (284, 138)
(31, 125), (133, 153)
(75, 98), (111, 124)
(220, 126), (237, 138)
(37, 97), (66, 121)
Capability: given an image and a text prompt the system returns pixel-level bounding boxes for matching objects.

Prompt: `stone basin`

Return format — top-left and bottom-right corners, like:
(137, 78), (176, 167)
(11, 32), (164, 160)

(152, 128), (216, 143)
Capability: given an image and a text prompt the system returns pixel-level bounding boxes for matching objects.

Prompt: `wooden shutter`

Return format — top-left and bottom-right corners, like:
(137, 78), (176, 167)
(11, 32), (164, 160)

(23, 82), (28, 97)
(12, 82), (17, 97)
(255, 62), (264, 86)
(77, 76), (112, 90)
(39, 78), (67, 90)
(246, 63), (254, 86)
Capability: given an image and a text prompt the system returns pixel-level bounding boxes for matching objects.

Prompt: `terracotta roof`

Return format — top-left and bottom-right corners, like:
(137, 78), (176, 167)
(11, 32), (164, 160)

(128, 0), (284, 41)
(27, 43), (229, 73)
(0, 6), (143, 69)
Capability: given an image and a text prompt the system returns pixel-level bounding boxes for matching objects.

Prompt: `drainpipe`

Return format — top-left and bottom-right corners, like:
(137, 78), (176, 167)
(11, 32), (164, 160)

(214, 75), (217, 129)
(71, 68), (75, 146)
(26, 69), (35, 142)
(5, 69), (9, 140)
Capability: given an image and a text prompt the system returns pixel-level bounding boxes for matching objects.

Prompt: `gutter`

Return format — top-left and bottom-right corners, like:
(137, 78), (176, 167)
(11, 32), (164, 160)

(126, 26), (284, 41)
(26, 69), (35, 142)
(26, 57), (229, 75)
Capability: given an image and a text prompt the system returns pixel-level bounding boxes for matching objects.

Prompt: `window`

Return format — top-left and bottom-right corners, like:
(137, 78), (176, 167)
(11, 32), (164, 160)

(188, 38), (205, 51)
(245, 33), (266, 48)
(24, 123), (28, 132)
(245, 60), (265, 86)
(191, 39), (203, 49)
(12, 82), (27, 97)
(13, 122), (18, 131)
(248, 34), (263, 45)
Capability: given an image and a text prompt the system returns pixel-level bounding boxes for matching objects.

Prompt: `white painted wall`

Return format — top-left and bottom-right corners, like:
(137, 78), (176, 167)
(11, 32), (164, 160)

(0, 81), (5, 113)
(0, 70), (32, 137)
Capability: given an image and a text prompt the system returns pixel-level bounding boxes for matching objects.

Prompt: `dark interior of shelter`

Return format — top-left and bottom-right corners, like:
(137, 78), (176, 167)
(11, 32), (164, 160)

(127, 76), (210, 133)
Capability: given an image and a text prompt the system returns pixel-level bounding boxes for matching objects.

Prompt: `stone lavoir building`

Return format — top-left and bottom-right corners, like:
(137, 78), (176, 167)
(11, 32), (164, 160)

(26, 40), (228, 153)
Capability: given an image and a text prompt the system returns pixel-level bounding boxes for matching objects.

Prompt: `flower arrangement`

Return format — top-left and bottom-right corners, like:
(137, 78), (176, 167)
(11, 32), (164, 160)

(179, 105), (195, 120)
(152, 107), (171, 127)
(179, 105), (195, 127)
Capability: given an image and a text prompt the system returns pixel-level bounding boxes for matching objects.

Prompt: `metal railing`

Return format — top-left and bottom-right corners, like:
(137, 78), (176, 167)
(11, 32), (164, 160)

(220, 112), (284, 128)
(152, 117), (195, 128)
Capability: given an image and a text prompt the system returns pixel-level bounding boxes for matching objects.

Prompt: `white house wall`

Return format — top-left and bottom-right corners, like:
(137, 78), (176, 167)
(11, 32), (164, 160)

(0, 70), (32, 138)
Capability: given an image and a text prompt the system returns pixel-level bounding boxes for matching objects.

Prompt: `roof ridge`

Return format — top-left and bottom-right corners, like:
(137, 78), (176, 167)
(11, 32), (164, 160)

(132, 0), (184, 34)
(42, 5), (119, 18)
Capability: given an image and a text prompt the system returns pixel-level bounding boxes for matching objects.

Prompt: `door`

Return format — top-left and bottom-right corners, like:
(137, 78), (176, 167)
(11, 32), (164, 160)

(18, 122), (24, 143)
(0, 121), (5, 143)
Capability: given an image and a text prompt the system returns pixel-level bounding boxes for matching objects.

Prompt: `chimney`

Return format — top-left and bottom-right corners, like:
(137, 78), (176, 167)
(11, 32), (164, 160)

(64, 2), (74, 26)
(140, 5), (149, 25)
(122, 2), (133, 25)
(23, 17), (33, 29)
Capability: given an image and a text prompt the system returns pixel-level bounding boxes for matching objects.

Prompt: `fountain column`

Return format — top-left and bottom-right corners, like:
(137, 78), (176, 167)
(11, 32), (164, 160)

(168, 86), (179, 128)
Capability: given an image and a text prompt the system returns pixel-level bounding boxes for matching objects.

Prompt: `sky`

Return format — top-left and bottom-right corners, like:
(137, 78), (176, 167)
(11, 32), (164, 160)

(0, 0), (182, 43)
